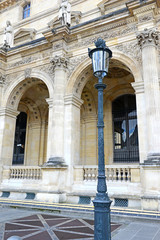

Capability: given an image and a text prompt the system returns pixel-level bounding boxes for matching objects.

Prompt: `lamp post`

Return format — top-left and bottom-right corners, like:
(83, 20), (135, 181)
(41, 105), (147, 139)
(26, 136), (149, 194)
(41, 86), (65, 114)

(88, 38), (112, 240)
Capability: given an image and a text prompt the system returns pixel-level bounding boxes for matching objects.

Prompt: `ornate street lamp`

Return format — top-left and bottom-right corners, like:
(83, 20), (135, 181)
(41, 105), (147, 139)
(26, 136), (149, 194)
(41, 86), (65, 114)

(88, 38), (112, 240)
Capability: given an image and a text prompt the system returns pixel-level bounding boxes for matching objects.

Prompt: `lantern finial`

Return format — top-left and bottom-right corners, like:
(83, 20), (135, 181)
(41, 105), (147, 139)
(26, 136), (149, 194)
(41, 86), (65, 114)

(94, 38), (106, 48)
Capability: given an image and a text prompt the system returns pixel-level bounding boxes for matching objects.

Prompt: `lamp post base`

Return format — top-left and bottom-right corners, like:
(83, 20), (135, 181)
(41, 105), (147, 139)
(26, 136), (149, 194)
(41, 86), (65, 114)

(93, 196), (112, 240)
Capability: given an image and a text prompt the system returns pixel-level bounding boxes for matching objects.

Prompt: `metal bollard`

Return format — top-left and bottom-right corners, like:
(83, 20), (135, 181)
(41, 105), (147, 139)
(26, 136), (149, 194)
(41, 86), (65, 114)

(7, 236), (22, 240)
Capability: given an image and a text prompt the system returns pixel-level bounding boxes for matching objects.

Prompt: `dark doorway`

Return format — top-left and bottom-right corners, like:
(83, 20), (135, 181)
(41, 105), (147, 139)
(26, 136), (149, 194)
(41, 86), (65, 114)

(112, 95), (139, 162)
(12, 112), (27, 165)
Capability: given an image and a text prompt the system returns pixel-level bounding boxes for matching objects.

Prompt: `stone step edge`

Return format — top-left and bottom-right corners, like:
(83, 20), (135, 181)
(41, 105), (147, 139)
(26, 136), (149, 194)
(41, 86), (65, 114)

(0, 198), (160, 220)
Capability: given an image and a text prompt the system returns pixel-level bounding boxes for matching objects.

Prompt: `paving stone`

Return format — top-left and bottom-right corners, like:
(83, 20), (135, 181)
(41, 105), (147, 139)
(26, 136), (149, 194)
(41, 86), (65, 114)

(0, 207), (160, 240)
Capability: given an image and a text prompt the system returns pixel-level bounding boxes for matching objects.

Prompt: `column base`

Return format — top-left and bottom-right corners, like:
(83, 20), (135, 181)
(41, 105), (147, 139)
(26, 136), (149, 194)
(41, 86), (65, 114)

(43, 157), (67, 167)
(143, 153), (160, 165)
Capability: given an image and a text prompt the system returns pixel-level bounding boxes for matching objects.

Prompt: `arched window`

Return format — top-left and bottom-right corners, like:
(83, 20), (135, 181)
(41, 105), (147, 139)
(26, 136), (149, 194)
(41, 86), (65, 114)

(112, 94), (139, 162)
(23, 3), (30, 19)
(12, 112), (27, 165)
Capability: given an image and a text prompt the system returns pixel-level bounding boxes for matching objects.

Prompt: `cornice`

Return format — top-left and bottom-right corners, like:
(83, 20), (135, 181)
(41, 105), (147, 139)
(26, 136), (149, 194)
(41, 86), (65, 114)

(0, 0), (17, 11)
(133, 2), (158, 16)
(126, 0), (158, 15)
(98, 0), (127, 15)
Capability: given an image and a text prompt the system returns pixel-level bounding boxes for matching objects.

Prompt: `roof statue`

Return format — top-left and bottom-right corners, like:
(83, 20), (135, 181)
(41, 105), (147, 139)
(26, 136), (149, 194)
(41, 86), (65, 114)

(58, 0), (71, 26)
(3, 20), (14, 49)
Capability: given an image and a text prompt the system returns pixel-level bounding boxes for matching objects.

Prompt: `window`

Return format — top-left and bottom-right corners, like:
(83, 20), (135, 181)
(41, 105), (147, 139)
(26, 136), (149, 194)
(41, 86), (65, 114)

(112, 95), (139, 162)
(23, 3), (30, 19)
(12, 112), (27, 165)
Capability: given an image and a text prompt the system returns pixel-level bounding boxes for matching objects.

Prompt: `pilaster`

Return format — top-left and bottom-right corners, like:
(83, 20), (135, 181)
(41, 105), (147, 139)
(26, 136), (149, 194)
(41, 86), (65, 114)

(0, 108), (19, 167)
(81, 113), (97, 165)
(64, 94), (83, 191)
(131, 81), (147, 163)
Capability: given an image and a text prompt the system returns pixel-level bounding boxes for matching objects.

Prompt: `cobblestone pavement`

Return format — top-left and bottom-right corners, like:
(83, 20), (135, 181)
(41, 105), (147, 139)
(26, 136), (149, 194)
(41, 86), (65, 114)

(0, 207), (160, 240)
(0, 207), (120, 240)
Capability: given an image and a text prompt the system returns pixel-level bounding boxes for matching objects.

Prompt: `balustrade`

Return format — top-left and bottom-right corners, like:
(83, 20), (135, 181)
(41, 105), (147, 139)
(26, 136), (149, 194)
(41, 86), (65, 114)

(10, 167), (42, 180)
(83, 166), (133, 182)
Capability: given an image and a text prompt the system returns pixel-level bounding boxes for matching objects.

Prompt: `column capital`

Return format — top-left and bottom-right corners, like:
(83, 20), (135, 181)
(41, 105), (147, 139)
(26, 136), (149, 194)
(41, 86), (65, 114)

(137, 28), (159, 48)
(50, 55), (69, 69)
(0, 107), (19, 118)
(131, 82), (144, 94)
(64, 94), (84, 109)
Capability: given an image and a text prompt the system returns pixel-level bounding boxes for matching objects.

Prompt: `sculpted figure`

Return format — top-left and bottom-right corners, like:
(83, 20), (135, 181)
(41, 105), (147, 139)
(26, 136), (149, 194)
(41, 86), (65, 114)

(58, 0), (71, 26)
(4, 21), (14, 48)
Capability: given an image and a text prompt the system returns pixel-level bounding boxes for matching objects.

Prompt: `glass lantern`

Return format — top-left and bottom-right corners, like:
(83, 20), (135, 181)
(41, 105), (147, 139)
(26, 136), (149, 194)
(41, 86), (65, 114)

(88, 38), (112, 78)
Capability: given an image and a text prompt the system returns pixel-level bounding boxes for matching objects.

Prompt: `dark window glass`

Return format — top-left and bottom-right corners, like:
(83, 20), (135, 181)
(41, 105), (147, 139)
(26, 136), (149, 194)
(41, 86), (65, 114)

(23, 3), (30, 19)
(12, 112), (27, 165)
(112, 95), (139, 162)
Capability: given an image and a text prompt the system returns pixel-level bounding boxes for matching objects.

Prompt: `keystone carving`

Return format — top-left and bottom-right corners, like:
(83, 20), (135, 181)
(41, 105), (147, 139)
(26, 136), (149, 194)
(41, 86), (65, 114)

(24, 68), (32, 79)
(137, 28), (159, 48)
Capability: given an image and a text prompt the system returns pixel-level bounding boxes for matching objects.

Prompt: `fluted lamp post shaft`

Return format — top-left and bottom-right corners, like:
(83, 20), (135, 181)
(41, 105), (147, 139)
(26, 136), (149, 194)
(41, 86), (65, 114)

(88, 38), (112, 240)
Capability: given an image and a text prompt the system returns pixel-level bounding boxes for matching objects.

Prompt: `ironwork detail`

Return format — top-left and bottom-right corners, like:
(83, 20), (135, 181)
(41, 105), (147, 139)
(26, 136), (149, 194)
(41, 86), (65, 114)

(114, 198), (128, 207)
(79, 196), (91, 204)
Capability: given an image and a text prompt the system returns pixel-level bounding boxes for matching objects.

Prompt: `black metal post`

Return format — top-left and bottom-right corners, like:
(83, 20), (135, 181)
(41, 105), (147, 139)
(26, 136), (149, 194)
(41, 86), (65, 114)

(93, 76), (112, 240)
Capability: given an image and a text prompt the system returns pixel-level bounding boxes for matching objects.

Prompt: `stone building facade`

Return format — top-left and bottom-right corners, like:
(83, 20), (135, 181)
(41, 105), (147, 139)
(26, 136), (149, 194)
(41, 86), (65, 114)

(0, 0), (160, 210)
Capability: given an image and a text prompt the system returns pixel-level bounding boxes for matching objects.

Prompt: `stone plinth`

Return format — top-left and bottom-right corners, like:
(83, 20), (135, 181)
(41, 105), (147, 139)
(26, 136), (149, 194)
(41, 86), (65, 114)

(41, 166), (68, 190)
(141, 163), (160, 210)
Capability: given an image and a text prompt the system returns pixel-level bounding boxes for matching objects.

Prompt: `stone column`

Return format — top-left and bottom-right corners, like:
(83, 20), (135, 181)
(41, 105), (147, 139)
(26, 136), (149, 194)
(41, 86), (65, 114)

(64, 94), (83, 190)
(137, 28), (160, 163)
(46, 56), (69, 166)
(0, 108), (19, 166)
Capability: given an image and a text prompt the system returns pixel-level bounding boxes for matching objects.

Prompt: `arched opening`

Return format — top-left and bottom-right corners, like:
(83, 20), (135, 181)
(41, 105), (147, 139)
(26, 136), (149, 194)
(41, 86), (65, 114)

(80, 59), (139, 165)
(9, 79), (49, 166)
(112, 94), (139, 163)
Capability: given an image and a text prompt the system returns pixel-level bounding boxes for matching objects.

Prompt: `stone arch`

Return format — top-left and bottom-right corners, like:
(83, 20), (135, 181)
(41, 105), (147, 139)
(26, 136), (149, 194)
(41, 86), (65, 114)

(104, 86), (135, 103)
(3, 69), (54, 110)
(81, 87), (97, 116)
(21, 98), (41, 123)
(66, 51), (142, 97)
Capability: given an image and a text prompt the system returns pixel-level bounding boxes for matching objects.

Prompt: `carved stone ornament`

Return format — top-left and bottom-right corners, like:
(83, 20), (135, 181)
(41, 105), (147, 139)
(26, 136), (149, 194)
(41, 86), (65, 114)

(68, 55), (88, 78)
(50, 55), (69, 69)
(137, 28), (159, 48)
(0, 73), (6, 84)
(24, 68), (32, 79)
(114, 41), (142, 65)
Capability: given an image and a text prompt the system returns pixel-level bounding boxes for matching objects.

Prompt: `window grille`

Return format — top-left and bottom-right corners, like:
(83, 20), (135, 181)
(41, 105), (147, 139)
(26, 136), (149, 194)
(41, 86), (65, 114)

(114, 198), (128, 207)
(25, 192), (35, 199)
(1, 191), (10, 198)
(79, 196), (91, 204)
